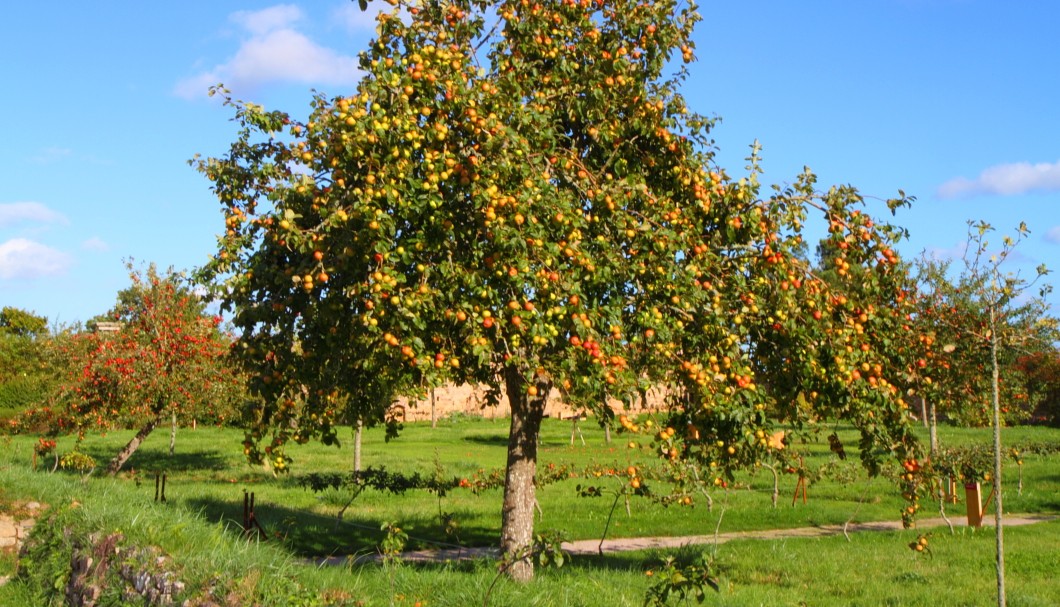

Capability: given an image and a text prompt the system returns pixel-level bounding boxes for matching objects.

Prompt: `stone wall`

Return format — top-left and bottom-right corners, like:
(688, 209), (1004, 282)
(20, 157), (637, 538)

(0, 502), (39, 586)
(0, 502), (38, 553)
(2, 503), (185, 606)
(394, 382), (669, 422)
(65, 532), (185, 607)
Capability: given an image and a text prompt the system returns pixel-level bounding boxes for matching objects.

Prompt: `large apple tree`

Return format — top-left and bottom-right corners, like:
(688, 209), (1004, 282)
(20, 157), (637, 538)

(196, 0), (922, 580)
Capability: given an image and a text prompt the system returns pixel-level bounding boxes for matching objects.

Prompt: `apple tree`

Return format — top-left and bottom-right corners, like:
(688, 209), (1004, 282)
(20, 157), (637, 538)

(196, 0), (923, 579)
(908, 252), (1057, 431)
(21, 264), (239, 474)
(635, 159), (926, 525)
(1013, 348), (1060, 426)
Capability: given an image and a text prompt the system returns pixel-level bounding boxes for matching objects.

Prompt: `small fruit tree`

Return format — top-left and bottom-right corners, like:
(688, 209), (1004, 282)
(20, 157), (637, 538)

(24, 264), (238, 475)
(196, 0), (921, 580)
(946, 222), (1054, 607)
(908, 253), (1055, 432)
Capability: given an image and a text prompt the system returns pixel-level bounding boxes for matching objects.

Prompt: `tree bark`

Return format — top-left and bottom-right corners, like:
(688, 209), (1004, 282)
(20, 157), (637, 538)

(170, 412), (177, 457)
(499, 366), (551, 582)
(354, 418), (363, 473)
(107, 413), (164, 475)
(989, 306), (1006, 607)
(928, 399), (938, 456)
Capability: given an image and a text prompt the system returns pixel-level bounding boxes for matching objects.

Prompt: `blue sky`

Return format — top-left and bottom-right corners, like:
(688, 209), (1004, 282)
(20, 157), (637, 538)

(2, 1), (1059, 326)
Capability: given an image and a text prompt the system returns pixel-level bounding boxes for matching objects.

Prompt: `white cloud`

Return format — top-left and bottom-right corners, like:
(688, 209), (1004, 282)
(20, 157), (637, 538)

(82, 237), (110, 252)
(339, 2), (415, 32)
(29, 147), (73, 164)
(0, 202), (68, 228)
(0, 238), (72, 280)
(175, 5), (363, 99)
(938, 159), (1060, 199)
(231, 4), (303, 35)
(332, 3), (393, 31)
(922, 242), (968, 263)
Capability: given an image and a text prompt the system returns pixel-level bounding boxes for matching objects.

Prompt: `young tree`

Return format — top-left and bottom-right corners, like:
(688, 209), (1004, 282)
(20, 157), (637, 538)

(197, 0), (921, 580)
(23, 265), (239, 475)
(907, 254), (1053, 435)
(952, 222), (1054, 607)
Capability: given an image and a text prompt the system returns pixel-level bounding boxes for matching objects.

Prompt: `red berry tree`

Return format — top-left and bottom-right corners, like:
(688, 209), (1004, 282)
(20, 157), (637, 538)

(28, 264), (238, 475)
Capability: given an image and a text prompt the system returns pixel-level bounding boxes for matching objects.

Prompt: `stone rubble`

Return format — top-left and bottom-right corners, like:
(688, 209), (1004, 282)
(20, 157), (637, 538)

(0, 501), (40, 552)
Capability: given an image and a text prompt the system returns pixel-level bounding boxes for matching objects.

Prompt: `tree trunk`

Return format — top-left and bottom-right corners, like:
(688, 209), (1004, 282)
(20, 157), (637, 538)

(107, 414), (163, 476)
(354, 418), (363, 473)
(499, 366), (551, 582)
(169, 412), (177, 457)
(431, 388), (437, 429)
(989, 306), (1006, 607)
(928, 399), (938, 456)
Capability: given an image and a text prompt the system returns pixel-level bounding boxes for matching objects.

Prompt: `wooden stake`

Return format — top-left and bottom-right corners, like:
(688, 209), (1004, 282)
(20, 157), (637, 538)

(792, 475), (808, 506)
(965, 482), (983, 527)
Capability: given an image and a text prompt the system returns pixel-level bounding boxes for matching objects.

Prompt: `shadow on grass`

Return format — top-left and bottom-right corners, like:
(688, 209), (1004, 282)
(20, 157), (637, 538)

(183, 493), (501, 559)
(72, 444), (231, 473)
(462, 433), (571, 449)
(462, 434), (509, 446)
(374, 546), (660, 578)
(179, 486), (661, 572)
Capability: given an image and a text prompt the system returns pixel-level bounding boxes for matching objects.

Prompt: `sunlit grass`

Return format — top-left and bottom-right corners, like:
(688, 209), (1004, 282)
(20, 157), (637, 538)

(0, 419), (1057, 605)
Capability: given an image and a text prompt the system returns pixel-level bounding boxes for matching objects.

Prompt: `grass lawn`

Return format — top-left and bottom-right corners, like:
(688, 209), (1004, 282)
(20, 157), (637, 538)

(1, 416), (1058, 605)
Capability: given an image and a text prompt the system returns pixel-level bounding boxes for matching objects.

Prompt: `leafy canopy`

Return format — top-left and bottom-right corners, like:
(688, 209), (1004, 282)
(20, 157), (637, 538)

(196, 0), (923, 516)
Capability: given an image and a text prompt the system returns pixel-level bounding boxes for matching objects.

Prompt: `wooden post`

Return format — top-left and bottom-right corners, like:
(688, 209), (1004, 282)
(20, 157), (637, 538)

(965, 482), (983, 527)
(242, 490), (267, 538)
(568, 414), (585, 446)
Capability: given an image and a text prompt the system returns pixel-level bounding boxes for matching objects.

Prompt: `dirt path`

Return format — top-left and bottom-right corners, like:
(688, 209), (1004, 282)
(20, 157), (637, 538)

(564, 513), (1056, 556)
(318, 513), (1056, 565)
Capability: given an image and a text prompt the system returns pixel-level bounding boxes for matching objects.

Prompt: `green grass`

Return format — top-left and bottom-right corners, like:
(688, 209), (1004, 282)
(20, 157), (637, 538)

(0, 418), (1058, 605)
(9, 417), (1056, 553)
(322, 520), (1060, 606)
